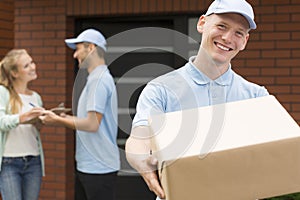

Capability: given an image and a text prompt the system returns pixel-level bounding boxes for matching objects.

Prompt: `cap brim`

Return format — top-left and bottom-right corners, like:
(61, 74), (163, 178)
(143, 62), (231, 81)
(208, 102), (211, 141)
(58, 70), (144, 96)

(242, 14), (256, 29)
(65, 38), (82, 49)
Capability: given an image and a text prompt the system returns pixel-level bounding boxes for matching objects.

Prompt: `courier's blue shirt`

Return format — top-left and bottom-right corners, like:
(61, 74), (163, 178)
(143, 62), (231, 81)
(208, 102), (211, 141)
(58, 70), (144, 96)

(132, 57), (269, 200)
(132, 56), (269, 127)
(76, 65), (120, 173)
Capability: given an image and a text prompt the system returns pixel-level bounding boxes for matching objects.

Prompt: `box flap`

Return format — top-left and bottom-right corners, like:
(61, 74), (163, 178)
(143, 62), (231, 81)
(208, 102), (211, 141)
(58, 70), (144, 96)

(150, 95), (300, 162)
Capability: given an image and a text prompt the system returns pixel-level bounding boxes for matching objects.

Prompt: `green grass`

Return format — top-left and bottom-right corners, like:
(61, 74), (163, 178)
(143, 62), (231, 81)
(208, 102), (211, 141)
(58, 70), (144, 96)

(263, 193), (300, 200)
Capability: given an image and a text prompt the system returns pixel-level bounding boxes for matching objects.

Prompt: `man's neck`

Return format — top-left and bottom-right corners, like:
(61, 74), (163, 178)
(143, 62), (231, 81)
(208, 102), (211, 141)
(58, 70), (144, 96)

(87, 58), (105, 73)
(193, 49), (230, 80)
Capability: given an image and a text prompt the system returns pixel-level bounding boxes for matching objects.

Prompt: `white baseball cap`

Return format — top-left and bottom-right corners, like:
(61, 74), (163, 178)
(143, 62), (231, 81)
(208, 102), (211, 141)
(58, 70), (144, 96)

(65, 28), (107, 51)
(205, 0), (256, 29)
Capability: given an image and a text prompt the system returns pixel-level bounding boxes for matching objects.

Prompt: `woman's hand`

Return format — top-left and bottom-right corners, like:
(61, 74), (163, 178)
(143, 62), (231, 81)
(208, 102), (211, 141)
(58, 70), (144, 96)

(19, 107), (45, 124)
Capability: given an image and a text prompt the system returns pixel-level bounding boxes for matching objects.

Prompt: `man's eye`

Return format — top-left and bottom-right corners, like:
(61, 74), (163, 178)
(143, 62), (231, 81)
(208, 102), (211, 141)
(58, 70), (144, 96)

(236, 31), (244, 37)
(217, 24), (226, 30)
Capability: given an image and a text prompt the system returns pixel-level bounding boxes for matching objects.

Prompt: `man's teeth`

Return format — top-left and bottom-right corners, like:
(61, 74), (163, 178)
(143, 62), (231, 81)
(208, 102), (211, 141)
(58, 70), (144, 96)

(217, 43), (230, 51)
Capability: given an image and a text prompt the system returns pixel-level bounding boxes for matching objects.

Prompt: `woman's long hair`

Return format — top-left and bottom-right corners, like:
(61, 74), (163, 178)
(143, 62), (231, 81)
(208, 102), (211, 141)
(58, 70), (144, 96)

(0, 49), (27, 114)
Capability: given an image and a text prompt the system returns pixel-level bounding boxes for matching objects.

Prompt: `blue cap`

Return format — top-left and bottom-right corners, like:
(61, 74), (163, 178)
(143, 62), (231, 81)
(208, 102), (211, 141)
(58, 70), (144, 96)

(65, 28), (107, 51)
(205, 0), (256, 29)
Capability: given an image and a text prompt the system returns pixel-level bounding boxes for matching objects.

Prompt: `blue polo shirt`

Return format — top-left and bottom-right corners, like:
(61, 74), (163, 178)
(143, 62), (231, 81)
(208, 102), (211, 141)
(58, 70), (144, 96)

(132, 57), (269, 200)
(76, 65), (120, 174)
(133, 56), (269, 127)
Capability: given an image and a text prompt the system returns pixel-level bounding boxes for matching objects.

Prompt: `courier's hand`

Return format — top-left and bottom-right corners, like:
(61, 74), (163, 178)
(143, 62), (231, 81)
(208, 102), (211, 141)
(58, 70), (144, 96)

(39, 110), (60, 125)
(125, 126), (165, 198)
(140, 155), (165, 199)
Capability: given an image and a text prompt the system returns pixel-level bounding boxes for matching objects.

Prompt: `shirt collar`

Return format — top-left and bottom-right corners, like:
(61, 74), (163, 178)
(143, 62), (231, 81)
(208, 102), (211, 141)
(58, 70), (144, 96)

(88, 64), (107, 79)
(186, 56), (233, 86)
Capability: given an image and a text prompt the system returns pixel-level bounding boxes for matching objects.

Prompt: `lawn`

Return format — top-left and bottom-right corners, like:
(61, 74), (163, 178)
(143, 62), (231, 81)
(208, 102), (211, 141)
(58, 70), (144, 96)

(264, 193), (300, 200)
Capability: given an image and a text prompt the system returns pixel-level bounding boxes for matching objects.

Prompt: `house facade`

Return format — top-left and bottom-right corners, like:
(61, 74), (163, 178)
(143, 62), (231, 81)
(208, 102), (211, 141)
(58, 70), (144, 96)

(0, 0), (299, 199)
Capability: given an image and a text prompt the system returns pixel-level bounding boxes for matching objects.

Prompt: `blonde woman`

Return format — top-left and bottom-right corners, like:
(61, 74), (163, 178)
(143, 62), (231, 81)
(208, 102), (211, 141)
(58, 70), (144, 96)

(0, 49), (45, 200)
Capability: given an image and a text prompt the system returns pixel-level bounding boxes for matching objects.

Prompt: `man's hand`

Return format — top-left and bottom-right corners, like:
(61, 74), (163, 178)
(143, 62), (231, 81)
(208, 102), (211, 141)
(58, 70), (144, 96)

(125, 126), (166, 199)
(140, 156), (165, 199)
(39, 110), (61, 125)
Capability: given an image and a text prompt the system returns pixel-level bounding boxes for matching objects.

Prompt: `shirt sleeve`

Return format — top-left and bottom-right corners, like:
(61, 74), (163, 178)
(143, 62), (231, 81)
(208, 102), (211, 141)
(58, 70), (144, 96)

(257, 86), (269, 97)
(132, 82), (166, 127)
(0, 86), (19, 132)
(86, 75), (110, 114)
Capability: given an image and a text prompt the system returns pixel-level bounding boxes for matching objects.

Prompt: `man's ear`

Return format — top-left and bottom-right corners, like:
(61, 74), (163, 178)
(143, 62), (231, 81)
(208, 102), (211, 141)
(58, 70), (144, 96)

(88, 43), (96, 51)
(197, 15), (206, 33)
(240, 33), (250, 51)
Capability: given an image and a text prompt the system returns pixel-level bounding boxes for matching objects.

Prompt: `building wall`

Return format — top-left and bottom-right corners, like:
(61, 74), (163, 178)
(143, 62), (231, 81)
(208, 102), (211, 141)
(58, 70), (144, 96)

(3, 0), (299, 199)
(0, 0), (14, 57)
(14, 1), (72, 199)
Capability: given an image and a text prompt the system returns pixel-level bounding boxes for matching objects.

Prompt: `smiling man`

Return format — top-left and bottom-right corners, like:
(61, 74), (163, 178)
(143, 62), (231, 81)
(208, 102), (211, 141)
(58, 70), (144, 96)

(125, 0), (269, 199)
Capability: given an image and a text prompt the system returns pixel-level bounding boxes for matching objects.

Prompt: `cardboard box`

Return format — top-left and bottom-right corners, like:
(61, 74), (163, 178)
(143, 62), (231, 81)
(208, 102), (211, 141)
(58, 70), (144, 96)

(149, 95), (300, 200)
